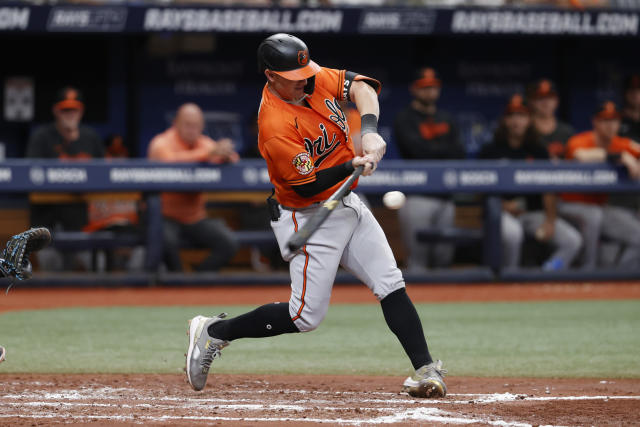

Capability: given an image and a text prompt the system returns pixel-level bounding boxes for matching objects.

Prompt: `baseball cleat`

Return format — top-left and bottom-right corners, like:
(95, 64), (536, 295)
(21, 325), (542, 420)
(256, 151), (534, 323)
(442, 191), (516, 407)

(185, 313), (229, 391)
(0, 346), (5, 363)
(402, 360), (447, 398)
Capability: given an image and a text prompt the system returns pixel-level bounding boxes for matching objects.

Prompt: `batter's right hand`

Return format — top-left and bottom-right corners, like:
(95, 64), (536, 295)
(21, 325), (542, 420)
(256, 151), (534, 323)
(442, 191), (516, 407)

(352, 156), (375, 176)
(361, 133), (386, 164)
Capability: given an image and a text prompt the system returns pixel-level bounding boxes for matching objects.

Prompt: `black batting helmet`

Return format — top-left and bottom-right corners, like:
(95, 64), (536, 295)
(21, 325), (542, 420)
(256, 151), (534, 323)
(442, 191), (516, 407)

(257, 33), (321, 81)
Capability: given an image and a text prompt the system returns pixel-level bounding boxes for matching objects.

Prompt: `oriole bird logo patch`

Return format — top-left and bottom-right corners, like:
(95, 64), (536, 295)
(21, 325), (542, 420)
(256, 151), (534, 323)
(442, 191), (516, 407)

(298, 50), (309, 66)
(293, 152), (314, 175)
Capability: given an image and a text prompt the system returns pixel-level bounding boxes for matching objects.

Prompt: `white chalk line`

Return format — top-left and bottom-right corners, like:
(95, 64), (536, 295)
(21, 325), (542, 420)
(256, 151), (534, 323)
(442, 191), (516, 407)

(3, 388), (639, 404)
(1, 387), (637, 426)
(0, 409), (536, 426)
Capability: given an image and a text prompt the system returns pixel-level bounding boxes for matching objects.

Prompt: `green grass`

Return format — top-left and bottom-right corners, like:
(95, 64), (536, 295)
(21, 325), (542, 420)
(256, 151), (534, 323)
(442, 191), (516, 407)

(0, 300), (639, 378)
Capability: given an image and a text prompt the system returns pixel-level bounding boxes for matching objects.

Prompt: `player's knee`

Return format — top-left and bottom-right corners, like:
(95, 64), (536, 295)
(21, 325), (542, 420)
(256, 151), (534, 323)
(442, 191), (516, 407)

(293, 307), (328, 332)
(502, 228), (523, 249)
(375, 281), (405, 301)
(566, 227), (583, 253)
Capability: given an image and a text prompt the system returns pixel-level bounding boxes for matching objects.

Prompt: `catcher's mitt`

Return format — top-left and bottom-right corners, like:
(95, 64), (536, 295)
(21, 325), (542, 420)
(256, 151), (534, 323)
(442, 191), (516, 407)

(0, 227), (52, 281)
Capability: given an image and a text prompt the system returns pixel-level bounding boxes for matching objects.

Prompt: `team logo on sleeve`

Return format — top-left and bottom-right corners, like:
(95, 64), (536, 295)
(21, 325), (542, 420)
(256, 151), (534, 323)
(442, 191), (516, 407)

(292, 152), (314, 175)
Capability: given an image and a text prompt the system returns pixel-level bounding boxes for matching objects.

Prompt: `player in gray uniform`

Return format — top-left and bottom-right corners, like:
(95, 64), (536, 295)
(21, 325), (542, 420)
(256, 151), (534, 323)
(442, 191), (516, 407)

(184, 33), (447, 398)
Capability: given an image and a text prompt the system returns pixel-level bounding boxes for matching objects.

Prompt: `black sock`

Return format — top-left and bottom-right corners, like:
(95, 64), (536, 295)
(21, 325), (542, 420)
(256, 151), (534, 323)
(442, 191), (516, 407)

(208, 302), (299, 341)
(381, 288), (432, 370)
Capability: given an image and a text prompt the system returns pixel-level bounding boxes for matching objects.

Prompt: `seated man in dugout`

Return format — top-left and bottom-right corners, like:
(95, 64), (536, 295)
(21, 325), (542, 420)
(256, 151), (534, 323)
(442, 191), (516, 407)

(393, 67), (465, 273)
(148, 103), (239, 272)
(479, 94), (582, 271)
(559, 101), (640, 269)
(525, 78), (575, 159)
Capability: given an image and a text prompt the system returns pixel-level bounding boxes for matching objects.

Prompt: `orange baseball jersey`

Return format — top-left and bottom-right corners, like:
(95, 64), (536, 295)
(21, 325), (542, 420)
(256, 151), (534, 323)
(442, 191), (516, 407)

(562, 130), (640, 205)
(258, 67), (380, 208)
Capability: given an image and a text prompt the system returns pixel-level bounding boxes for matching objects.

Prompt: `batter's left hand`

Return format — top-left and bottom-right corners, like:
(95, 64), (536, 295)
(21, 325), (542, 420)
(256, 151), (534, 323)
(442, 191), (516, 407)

(352, 156), (375, 176)
(361, 133), (386, 167)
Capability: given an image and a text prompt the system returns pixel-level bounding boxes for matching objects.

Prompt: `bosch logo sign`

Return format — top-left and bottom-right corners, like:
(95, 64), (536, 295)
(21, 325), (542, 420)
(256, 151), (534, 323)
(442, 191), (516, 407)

(29, 167), (45, 185)
(443, 169), (458, 188)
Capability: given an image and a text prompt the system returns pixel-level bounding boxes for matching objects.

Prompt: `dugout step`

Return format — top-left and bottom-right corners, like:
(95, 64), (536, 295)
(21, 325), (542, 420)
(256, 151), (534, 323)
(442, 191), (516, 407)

(500, 267), (640, 282)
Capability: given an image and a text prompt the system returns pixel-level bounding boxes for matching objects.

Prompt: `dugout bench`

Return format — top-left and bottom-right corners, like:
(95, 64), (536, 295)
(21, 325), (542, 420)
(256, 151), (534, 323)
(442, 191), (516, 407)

(3, 158), (640, 285)
(28, 191), (277, 273)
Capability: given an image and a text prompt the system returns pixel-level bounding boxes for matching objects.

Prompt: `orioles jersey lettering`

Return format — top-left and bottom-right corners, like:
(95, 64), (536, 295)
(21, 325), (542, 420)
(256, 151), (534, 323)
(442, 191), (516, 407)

(304, 123), (341, 168)
(325, 98), (348, 132)
(258, 67), (381, 208)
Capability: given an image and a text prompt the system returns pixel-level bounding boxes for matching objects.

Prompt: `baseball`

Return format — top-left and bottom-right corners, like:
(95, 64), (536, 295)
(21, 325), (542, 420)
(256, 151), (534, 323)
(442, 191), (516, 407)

(383, 191), (406, 210)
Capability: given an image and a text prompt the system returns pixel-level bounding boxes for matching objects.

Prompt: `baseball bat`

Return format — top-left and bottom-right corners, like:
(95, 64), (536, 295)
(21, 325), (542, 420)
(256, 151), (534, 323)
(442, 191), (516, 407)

(287, 165), (364, 252)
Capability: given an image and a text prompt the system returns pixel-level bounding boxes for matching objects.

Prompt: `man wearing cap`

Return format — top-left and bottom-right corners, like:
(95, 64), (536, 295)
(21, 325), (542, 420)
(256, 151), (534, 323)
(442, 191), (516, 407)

(479, 94), (582, 271)
(559, 101), (640, 268)
(26, 87), (104, 271)
(26, 87), (104, 159)
(526, 79), (575, 159)
(393, 67), (464, 272)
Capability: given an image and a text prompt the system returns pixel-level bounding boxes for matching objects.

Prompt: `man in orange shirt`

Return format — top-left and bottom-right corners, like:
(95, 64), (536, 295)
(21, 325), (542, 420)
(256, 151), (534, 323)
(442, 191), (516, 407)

(148, 103), (239, 272)
(185, 34), (447, 399)
(559, 101), (640, 268)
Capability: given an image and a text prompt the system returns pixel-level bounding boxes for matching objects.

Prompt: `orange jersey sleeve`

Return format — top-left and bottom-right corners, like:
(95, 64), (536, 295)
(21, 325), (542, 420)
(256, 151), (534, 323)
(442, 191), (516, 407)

(609, 136), (640, 157)
(564, 131), (595, 160)
(261, 134), (317, 187)
(315, 68), (382, 103)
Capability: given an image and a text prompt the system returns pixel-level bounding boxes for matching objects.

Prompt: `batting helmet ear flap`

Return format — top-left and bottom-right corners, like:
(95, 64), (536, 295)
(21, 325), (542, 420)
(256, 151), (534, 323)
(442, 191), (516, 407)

(304, 75), (316, 95)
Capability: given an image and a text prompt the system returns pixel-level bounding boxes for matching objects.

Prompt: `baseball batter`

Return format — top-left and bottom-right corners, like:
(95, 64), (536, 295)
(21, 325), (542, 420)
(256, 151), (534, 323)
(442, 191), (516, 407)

(185, 33), (447, 398)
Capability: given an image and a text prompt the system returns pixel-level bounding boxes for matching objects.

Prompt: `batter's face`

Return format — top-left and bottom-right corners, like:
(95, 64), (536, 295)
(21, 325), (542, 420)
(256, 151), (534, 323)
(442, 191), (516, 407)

(504, 112), (531, 139)
(529, 96), (558, 116)
(266, 70), (307, 102)
(593, 117), (620, 141)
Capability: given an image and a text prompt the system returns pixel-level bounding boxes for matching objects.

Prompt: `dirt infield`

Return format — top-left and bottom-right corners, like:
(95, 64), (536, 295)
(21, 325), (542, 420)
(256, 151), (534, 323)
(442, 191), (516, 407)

(1, 374), (638, 425)
(1, 281), (639, 425)
(2, 281), (640, 313)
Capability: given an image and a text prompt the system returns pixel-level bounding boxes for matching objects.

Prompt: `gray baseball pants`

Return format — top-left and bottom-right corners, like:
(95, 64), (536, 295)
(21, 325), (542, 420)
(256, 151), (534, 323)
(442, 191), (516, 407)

(600, 205), (640, 267)
(397, 195), (455, 271)
(271, 192), (405, 332)
(557, 201), (603, 269)
(501, 211), (582, 269)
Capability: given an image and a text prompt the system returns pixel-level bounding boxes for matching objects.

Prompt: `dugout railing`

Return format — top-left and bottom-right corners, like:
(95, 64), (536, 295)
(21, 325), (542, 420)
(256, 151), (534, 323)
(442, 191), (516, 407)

(1, 158), (639, 286)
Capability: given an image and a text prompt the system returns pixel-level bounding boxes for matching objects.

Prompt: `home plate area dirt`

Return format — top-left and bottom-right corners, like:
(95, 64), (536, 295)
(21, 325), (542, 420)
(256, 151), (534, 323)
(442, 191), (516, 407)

(1, 374), (639, 426)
